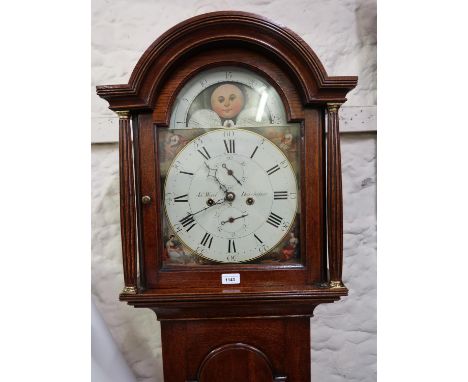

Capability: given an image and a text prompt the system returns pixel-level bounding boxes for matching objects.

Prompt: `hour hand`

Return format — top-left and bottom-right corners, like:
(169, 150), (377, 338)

(204, 162), (228, 192)
(222, 163), (242, 186)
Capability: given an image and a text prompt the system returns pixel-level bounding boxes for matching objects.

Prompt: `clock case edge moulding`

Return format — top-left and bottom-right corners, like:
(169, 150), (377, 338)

(96, 11), (357, 316)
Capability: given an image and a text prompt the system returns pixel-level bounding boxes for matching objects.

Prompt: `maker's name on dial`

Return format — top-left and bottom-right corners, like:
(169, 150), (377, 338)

(196, 191), (219, 198)
(241, 191), (267, 197)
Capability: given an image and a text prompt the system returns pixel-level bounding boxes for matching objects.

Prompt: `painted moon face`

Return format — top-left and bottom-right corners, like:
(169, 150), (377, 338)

(210, 84), (245, 119)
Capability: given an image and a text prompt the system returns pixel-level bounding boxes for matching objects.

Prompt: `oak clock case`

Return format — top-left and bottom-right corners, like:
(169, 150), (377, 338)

(160, 67), (301, 266)
(96, 11), (357, 382)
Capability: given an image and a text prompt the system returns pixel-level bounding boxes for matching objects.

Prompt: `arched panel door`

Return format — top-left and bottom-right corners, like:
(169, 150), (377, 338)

(193, 343), (287, 382)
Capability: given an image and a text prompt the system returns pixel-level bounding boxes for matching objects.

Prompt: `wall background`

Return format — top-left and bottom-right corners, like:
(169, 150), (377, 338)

(92, 0), (376, 381)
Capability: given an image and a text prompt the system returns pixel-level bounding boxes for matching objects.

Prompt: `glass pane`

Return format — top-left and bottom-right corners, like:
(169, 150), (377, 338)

(159, 67), (302, 267)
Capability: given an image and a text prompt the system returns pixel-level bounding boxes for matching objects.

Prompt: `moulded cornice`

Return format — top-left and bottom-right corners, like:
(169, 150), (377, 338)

(96, 11), (357, 111)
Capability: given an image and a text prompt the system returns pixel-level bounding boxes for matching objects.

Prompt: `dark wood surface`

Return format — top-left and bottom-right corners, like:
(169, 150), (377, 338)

(326, 104), (345, 287)
(194, 343), (285, 382)
(161, 317), (310, 382)
(118, 113), (137, 293)
(98, 11), (357, 382)
(133, 112), (161, 286)
(303, 108), (326, 284)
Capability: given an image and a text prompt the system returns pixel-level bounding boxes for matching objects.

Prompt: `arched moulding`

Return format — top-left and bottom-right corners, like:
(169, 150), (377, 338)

(96, 11), (357, 112)
(191, 343), (287, 382)
(151, 48), (305, 125)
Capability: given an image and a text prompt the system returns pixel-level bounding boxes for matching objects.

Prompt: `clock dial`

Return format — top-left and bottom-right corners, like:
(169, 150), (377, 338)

(170, 66), (287, 129)
(164, 129), (297, 263)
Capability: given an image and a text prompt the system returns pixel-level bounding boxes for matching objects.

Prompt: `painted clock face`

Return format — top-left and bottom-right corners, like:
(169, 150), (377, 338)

(164, 128), (297, 263)
(159, 66), (302, 265)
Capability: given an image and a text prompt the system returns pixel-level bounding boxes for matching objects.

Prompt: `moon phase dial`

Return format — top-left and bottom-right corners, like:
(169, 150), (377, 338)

(169, 66), (287, 130)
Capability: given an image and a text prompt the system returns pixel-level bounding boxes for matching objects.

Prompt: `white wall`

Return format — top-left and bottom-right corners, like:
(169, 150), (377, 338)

(92, 1), (376, 381)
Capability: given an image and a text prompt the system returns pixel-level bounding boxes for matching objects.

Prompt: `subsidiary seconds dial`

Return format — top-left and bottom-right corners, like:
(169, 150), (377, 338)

(164, 129), (298, 263)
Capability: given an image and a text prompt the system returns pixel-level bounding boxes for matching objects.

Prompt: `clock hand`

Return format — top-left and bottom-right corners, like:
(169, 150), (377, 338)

(222, 163), (242, 186)
(204, 162), (228, 193)
(220, 214), (248, 225)
(189, 198), (225, 218)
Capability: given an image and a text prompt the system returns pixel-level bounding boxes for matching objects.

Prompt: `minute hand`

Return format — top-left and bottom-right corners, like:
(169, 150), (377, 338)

(189, 198), (225, 217)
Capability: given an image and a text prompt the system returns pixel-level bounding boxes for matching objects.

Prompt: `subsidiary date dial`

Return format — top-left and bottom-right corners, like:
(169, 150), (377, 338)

(164, 129), (298, 263)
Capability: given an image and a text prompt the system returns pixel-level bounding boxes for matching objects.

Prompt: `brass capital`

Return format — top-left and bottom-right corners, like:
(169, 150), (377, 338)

(329, 280), (344, 288)
(327, 103), (342, 113)
(122, 286), (138, 294)
(116, 110), (130, 120)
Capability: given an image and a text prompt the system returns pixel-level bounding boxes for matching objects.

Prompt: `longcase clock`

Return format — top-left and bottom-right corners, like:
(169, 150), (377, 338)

(97, 11), (357, 382)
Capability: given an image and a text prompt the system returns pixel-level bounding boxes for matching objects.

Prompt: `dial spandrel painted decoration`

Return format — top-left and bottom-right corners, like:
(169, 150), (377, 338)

(160, 67), (302, 266)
